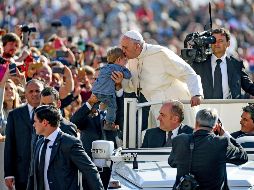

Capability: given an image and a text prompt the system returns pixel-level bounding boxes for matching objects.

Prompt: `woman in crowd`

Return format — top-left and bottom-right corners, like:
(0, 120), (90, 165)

(0, 68), (20, 141)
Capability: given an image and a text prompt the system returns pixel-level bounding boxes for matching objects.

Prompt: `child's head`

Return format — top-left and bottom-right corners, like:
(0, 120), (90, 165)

(107, 47), (127, 66)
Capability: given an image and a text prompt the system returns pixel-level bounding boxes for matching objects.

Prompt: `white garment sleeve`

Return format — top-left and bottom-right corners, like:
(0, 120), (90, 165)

(163, 49), (204, 97)
(121, 78), (135, 94)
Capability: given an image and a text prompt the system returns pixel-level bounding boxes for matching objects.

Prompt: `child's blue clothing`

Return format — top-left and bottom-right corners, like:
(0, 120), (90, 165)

(92, 63), (131, 124)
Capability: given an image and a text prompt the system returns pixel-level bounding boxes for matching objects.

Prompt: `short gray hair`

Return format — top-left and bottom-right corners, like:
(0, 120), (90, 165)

(196, 108), (218, 128)
(164, 100), (184, 122)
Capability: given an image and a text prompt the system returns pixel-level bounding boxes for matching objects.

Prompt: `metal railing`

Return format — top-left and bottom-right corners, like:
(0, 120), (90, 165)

(123, 98), (254, 148)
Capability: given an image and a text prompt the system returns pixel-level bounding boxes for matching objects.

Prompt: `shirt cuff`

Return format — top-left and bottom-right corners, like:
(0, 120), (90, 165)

(116, 88), (123, 97)
(223, 131), (232, 138)
(85, 102), (92, 110)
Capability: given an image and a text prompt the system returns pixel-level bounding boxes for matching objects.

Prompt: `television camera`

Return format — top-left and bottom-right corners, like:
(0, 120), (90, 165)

(181, 2), (216, 64)
(21, 25), (36, 33)
(181, 30), (216, 63)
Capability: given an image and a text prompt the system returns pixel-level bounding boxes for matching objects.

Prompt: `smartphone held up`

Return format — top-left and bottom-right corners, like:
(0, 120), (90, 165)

(52, 67), (65, 74)
(0, 57), (17, 81)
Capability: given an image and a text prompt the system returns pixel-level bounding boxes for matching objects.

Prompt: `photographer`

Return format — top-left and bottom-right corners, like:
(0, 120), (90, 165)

(168, 108), (248, 190)
(192, 28), (254, 99)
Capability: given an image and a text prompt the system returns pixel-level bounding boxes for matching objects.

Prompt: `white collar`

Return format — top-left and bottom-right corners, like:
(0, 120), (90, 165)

(165, 123), (182, 139)
(45, 127), (60, 143)
(137, 43), (147, 59)
(171, 123), (182, 138)
(211, 54), (227, 64)
(27, 103), (34, 114)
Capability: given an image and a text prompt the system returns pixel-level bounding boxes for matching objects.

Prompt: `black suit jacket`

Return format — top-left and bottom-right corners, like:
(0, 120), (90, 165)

(141, 124), (193, 148)
(192, 55), (254, 99)
(27, 131), (104, 190)
(60, 117), (77, 137)
(70, 103), (117, 158)
(168, 130), (248, 190)
(4, 104), (34, 186)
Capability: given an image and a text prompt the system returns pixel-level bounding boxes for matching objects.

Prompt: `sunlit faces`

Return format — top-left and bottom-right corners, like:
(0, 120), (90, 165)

(211, 33), (230, 57)
(25, 82), (43, 107)
(40, 95), (59, 108)
(51, 74), (62, 89)
(240, 112), (254, 133)
(35, 65), (52, 85)
(120, 37), (141, 59)
(3, 41), (19, 57)
(33, 114), (46, 135)
(116, 57), (128, 66)
(4, 81), (16, 101)
(157, 104), (177, 131)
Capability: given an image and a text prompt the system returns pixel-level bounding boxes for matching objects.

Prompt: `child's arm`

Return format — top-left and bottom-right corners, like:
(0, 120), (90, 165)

(120, 67), (132, 79)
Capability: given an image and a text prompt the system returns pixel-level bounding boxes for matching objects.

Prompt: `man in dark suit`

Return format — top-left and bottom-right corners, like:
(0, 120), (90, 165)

(27, 105), (104, 190)
(71, 94), (117, 158)
(141, 100), (193, 148)
(192, 28), (254, 99)
(168, 108), (248, 190)
(40, 86), (77, 137)
(4, 79), (44, 190)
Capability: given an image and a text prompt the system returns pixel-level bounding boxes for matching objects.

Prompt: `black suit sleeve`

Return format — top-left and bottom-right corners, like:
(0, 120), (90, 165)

(69, 138), (104, 190)
(60, 119), (78, 137)
(70, 103), (91, 130)
(4, 110), (16, 177)
(168, 137), (177, 168)
(141, 130), (150, 148)
(115, 96), (124, 131)
(60, 93), (78, 109)
(240, 61), (254, 95)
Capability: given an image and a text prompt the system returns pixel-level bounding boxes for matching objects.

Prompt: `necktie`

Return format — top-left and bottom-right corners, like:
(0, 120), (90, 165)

(31, 108), (35, 124)
(38, 139), (50, 190)
(213, 59), (223, 99)
(164, 131), (173, 147)
(31, 108), (38, 150)
(31, 108), (37, 160)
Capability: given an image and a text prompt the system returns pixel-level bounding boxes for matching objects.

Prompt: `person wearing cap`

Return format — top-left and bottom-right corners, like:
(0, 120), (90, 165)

(168, 108), (248, 190)
(120, 30), (203, 128)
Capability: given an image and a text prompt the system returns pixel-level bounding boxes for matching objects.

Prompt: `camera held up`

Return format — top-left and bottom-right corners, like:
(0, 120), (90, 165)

(181, 2), (216, 64)
(21, 25), (36, 33)
(181, 30), (216, 64)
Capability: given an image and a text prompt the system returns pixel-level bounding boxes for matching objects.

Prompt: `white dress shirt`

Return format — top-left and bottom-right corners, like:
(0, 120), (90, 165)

(211, 54), (231, 99)
(39, 127), (60, 190)
(27, 103), (35, 120)
(166, 124), (182, 140)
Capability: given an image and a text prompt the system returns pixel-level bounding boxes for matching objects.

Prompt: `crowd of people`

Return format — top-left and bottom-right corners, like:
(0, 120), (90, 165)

(0, 0), (253, 190)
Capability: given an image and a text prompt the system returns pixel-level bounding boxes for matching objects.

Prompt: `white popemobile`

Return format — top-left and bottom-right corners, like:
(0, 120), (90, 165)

(91, 99), (254, 190)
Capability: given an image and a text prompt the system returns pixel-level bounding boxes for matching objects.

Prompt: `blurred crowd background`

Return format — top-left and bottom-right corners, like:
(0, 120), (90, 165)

(0, 1), (253, 189)
(1, 0), (254, 71)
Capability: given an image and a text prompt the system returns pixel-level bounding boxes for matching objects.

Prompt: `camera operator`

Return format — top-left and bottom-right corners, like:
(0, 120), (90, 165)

(168, 108), (248, 190)
(192, 28), (254, 99)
